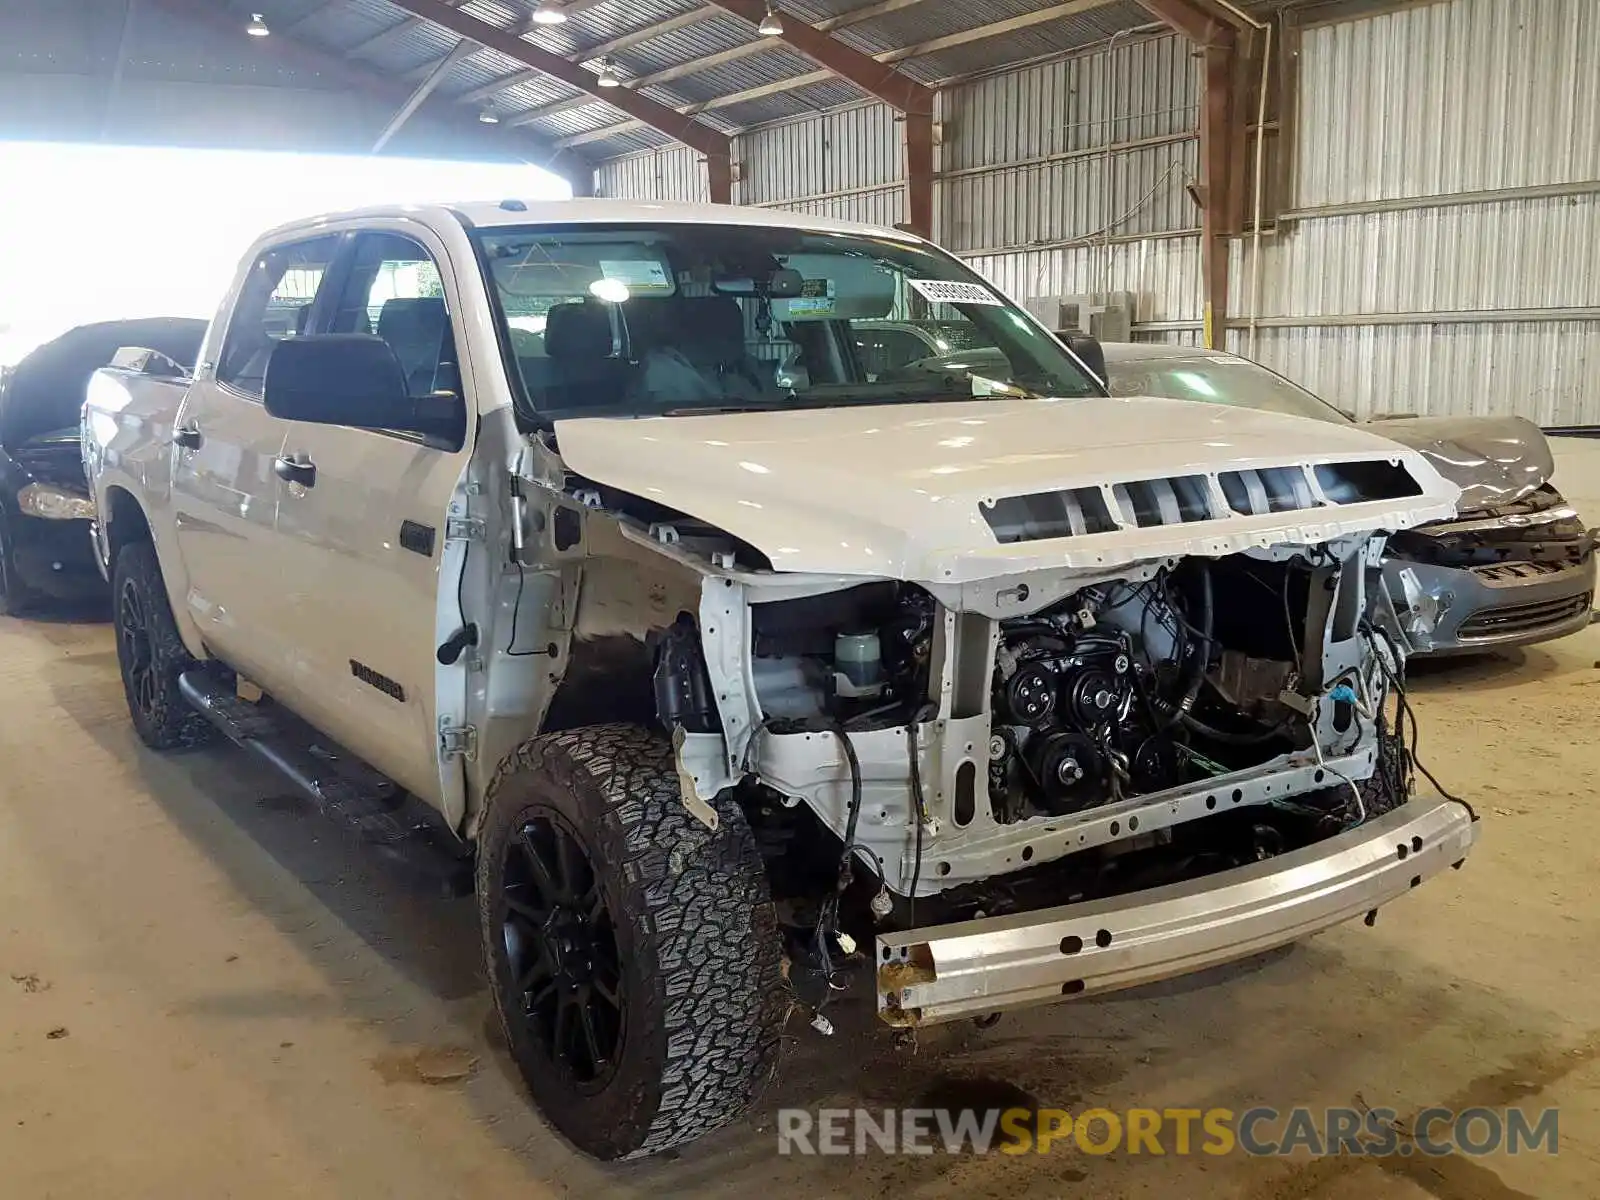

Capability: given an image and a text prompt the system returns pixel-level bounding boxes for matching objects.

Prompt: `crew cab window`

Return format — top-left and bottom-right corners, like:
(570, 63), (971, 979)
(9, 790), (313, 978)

(216, 235), (340, 396)
(329, 233), (461, 401)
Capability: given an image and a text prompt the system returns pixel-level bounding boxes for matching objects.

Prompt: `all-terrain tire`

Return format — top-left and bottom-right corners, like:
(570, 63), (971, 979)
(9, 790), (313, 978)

(0, 504), (40, 617)
(477, 724), (788, 1160)
(112, 540), (215, 750)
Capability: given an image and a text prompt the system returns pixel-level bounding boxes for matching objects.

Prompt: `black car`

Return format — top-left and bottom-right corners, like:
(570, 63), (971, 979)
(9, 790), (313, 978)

(0, 317), (207, 614)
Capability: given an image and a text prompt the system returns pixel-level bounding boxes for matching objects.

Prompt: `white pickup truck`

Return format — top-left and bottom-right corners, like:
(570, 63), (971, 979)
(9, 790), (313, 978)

(83, 199), (1478, 1160)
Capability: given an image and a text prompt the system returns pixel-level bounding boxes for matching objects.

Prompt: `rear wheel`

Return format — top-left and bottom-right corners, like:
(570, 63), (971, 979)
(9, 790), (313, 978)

(477, 724), (787, 1160)
(112, 541), (214, 750)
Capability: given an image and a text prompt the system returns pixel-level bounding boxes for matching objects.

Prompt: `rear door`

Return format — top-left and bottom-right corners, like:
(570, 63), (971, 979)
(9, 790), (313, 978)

(170, 233), (342, 690)
(270, 226), (476, 813)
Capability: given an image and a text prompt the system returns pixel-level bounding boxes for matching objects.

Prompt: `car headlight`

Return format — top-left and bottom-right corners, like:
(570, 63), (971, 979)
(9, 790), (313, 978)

(17, 482), (96, 521)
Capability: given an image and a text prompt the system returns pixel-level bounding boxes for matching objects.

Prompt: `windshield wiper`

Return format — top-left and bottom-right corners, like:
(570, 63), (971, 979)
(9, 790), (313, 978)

(660, 399), (795, 416)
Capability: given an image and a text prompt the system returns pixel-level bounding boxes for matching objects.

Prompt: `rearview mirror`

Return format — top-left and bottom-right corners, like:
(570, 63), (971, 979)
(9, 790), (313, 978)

(713, 267), (804, 298)
(264, 335), (464, 449)
(1058, 332), (1106, 383)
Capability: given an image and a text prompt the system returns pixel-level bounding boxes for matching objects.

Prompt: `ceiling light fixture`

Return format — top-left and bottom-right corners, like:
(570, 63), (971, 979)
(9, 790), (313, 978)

(595, 57), (622, 87)
(246, 12), (270, 37)
(758, 4), (783, 36)
(478, 109), (500, 124)
(530, 2), (567, 24)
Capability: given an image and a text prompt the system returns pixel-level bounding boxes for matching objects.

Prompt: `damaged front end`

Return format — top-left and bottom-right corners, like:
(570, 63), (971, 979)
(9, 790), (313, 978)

(525, 402), (1480, 1029)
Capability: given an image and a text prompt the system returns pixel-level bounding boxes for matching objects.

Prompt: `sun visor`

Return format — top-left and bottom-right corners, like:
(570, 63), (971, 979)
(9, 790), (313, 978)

(771, 254), (896, 321)
(489, 241), (677, 300)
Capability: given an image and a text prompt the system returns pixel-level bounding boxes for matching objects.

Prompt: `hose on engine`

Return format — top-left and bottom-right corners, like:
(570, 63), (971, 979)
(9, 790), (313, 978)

(1152, 563), (1214, 731)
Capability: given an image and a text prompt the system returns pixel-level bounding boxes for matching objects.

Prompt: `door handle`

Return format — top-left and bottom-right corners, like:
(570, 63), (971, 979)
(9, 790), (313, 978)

(173, 424), (203, 450)
(274, 455), (317, 488)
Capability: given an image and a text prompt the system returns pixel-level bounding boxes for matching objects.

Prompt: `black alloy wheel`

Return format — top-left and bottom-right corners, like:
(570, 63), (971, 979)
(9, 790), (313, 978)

(110, 541), (214, 750)
(118, 574), (159, 722)
(477, 725), (786, 1160)
(499, 808), (624, 1090)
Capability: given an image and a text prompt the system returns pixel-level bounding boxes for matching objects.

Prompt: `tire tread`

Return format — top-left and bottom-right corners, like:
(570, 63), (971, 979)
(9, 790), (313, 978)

(477, 723), (788, 1159)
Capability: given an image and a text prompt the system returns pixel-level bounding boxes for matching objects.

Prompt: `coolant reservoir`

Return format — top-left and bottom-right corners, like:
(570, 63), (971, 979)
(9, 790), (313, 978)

(834, 631), (884, 698)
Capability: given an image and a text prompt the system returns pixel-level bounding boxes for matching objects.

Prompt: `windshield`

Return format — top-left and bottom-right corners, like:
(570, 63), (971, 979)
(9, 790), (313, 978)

(1105, 355), (1349, 423)
(475, 223), (1101, 418)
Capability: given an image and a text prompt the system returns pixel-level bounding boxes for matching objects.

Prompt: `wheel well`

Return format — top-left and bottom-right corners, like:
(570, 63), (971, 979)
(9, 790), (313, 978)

(104, 487), (151, 558)
(538, 617), (718, 737)
(540, 633), (656, 733)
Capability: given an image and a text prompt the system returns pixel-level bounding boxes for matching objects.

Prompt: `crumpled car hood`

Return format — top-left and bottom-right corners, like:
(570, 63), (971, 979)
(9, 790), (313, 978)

(10, 427), (89, 492)
(555, 397), (1460, 583)
(1368, 415), (1553, 512)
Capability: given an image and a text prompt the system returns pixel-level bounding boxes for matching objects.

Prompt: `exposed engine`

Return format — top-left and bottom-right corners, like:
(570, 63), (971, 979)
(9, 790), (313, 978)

(748, 552), (1351, 825)
(986, 565), (1219, 821)
(993, 628), (1142, 817)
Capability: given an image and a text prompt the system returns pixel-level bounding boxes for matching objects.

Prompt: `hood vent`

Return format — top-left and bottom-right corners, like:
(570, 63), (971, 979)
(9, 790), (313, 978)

(984, 459), (1423, 545)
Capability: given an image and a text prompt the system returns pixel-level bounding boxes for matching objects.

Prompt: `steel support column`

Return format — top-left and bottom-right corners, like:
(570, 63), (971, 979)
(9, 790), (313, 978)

(904, 112), (934, 238)
(1142, 0), (1258, 348)
(707, 152), (734, 205)
(710, 1), (936, 232)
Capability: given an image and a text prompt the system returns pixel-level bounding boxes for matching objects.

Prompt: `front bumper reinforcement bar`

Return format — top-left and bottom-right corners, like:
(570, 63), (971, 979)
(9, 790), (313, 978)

(876, 796), (1478, 1026)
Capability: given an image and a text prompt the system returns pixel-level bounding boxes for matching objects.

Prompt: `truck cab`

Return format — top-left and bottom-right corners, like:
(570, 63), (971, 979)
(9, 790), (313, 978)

(83, 199), (1479, 1162)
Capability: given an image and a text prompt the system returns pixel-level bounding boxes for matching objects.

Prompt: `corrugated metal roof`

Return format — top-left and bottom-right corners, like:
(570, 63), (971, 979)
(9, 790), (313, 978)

(601, 11), (759, 75)
(643, 43), (826, 105)
(896, 3), (1158, 83)
(217, 0), (1159, 161)
(557, 0), (712, 47)
(710, 83), (860, 128)
(583, 125), (676, 159)
(835, 0), (1065, 56)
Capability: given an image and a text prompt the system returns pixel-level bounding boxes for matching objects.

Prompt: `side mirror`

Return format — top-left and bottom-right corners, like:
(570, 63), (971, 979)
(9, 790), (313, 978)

(264, 335), (464, 449)
(1059, 332), (1106, 383)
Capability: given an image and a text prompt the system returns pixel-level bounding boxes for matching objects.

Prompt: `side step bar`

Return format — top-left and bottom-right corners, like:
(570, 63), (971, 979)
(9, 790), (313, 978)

(178, 666), (473, 896)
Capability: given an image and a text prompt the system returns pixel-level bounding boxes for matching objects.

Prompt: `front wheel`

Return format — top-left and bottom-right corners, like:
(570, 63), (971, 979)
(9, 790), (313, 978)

(112, 540), (214, 750)
(477, 724), (788, 1160)
(0, 505), (40, 616)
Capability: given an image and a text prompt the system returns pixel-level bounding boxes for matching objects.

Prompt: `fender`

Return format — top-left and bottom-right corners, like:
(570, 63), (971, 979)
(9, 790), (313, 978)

(84, 367), (208, 661)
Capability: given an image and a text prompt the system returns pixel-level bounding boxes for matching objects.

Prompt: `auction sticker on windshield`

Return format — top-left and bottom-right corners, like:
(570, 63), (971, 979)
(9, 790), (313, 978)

(908, 279), (1004, 306)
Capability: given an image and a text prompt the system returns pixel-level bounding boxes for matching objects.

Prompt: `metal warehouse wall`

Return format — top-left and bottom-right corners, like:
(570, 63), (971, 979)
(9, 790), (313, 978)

(1232, 0), (1600, 422)
(593, 32), (1204, 330)
(595, 0), (1596, 424)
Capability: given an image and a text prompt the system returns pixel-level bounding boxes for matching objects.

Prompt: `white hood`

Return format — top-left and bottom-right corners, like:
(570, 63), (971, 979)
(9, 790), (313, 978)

(554, 397), (1460, 583)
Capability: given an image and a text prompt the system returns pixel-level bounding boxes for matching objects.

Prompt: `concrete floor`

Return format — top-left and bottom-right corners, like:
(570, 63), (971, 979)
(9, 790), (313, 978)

(3, 444), (1599, 1200)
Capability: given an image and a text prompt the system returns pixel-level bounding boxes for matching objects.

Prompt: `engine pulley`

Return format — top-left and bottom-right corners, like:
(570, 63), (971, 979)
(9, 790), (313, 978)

(1025, 731), (1106, 815)
(1066, 667), (1123, 727)
(1003, 661), (1057, 725)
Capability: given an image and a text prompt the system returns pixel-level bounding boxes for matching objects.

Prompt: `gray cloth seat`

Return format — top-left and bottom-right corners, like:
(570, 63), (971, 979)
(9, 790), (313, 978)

(624, 296), (767, 408)
(531, 299), (627, 410)
(376, 297), (457, 396)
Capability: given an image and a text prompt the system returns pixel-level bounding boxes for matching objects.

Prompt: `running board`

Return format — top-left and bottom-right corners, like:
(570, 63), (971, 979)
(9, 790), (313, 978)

(177, 666), (473, 896)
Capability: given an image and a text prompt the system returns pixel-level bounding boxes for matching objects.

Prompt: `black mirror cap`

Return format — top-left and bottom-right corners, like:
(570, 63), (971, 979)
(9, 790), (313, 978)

(264, 334), (465, 449)
(1059, 332), (1106, 384)
(265, 334), (409, 424)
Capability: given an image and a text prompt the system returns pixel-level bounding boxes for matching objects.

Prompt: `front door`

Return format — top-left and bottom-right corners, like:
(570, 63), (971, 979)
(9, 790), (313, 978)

(271, 227), (477, 814)
(170, 234), (342, 691)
